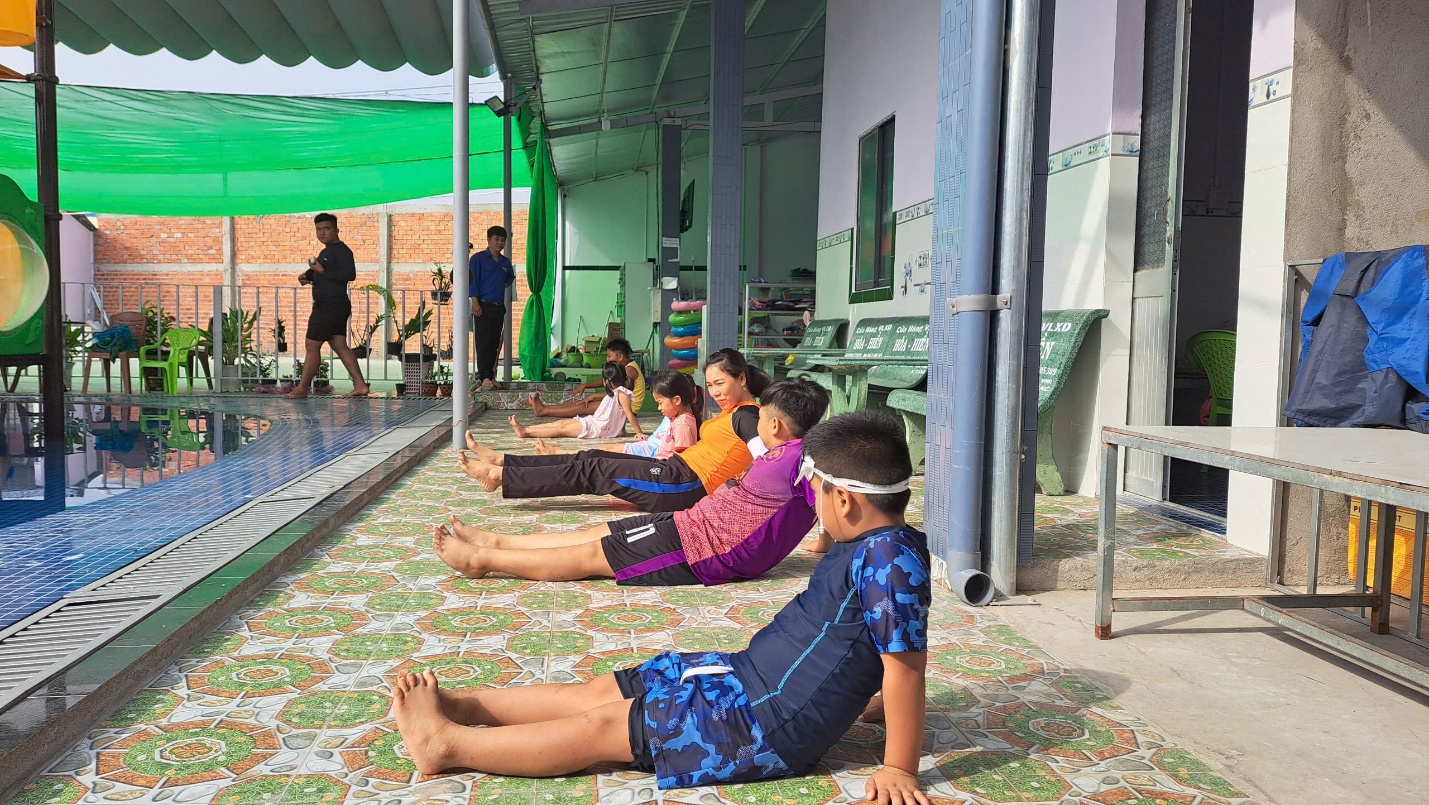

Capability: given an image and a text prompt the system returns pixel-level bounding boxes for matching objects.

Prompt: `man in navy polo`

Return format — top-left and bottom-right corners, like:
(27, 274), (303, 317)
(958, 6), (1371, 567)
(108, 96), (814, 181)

(470, 225), (516, 390)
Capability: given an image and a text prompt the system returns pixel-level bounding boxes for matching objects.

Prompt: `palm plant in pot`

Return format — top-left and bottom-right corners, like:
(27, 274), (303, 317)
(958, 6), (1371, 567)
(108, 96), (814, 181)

(350, 315), (383, 359)
(273, 318), (288, 353)
(430, 263), (453, 303)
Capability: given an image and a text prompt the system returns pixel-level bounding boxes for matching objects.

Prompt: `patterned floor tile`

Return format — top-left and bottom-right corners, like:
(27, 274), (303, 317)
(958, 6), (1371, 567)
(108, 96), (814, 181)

(16, 408), (1257, 805)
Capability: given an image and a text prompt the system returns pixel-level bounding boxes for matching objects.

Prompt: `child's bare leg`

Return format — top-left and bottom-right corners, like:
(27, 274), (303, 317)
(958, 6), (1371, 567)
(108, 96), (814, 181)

(434, 674), (626, 726)
(455, 454), (502, 492)
(447, 516), (610, 550)
(531, 396), (601, 418)
(393, 671), (634, 776)
(463, 432), (505, 465)
(433, 526), (614, 580)
(511, 416), (583, 439)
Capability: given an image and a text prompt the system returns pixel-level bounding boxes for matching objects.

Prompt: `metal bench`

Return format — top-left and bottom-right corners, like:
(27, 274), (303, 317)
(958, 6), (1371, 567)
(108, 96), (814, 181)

(885, 309), (1108, 489)
(790, 316), (929, 417)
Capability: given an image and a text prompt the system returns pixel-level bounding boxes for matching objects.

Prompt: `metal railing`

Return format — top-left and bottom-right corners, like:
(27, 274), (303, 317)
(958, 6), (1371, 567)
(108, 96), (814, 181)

(63, 281), (482, 390)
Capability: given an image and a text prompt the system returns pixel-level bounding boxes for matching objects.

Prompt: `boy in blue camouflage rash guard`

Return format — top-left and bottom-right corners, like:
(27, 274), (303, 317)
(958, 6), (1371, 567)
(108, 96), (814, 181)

(389, 412), (932, 805)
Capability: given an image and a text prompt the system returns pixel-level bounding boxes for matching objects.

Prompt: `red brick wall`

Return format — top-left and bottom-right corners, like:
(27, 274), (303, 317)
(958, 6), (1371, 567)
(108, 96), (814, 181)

(91, 207), (541, 361)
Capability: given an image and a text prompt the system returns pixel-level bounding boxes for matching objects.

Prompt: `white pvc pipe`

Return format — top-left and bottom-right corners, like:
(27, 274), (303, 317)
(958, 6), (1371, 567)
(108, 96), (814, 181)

(451, 0), (471, 447)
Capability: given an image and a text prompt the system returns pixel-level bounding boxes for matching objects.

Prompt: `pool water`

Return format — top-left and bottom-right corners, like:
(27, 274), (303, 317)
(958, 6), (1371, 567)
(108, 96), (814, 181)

(0, 395), (440, 630)
(0, 402), (267, 529)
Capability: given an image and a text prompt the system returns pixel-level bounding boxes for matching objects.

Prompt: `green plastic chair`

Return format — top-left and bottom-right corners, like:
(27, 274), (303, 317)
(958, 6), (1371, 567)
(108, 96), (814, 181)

(138, 327), (202, 394)
(1185, 329), (1236, 425)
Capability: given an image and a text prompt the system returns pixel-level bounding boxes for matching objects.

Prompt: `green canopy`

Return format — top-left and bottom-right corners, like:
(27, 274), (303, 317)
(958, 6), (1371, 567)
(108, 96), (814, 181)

(0, 84), (529, 216)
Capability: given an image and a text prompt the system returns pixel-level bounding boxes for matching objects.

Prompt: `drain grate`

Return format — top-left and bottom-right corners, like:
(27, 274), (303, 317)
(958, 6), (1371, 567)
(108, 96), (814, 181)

(0, 596), (159, 703)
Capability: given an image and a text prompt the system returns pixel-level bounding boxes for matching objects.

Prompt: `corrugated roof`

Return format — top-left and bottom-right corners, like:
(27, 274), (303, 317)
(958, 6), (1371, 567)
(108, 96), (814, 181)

(480, 0), (825, 185)
(52, 0), (498, 76)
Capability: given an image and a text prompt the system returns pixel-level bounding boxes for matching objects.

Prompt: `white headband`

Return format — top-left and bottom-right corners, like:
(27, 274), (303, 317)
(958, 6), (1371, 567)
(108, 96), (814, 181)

(798, 454), (911, 495)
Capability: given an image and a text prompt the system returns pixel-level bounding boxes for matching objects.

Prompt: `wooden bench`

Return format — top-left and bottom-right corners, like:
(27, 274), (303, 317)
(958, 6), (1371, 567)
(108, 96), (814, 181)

(790, 316), (929, 416)
(886, 309), (1108, 489)
(749, 318), (848, 377)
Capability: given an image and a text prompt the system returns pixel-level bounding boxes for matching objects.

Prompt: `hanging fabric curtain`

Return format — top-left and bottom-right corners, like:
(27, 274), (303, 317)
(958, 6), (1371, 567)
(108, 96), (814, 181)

(0, 84), (529, 216)
(517, 109), (556, 382)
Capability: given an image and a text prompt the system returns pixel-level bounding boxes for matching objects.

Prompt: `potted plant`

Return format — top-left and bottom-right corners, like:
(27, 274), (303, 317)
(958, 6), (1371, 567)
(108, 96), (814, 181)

(432, 363), (454, 397)
(351, 315), (383, 359)
(430, 263), (453, 303)
(199, 307), (258, 385)
(273, 317), (288, 353)
(396, 301), (433, 361)
(64, 322), (86, 391)
(439, 336), (454, 361)
(292, 358), (332, 391)
(255, 356), (278, 388)
(355, 284), (399, 356)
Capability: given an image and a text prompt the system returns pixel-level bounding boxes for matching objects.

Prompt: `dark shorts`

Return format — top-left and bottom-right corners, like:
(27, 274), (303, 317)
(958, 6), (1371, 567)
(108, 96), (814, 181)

(613, 651), (789, 789)
(601, 514), (700, 586)
(307, 298), (352, 342)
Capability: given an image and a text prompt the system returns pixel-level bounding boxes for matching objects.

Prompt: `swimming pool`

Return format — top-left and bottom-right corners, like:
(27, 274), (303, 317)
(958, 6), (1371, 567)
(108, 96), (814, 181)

(0, 395), (441, 629)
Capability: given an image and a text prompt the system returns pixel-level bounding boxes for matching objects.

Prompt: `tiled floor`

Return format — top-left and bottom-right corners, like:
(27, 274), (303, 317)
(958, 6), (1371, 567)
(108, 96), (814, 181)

(0, 395), (439, 630)
(13, 409), (1260, 804)
(1027, 493), (1252, 563)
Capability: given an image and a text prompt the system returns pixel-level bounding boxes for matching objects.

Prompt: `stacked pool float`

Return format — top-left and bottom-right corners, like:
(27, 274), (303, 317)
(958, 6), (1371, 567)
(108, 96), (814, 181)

(663, 300), (705, 373)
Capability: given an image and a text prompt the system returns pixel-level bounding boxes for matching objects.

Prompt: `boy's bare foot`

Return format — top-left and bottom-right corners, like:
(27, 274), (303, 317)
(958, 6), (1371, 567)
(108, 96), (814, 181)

(433, 524), (487, 578)
(534, 438), (558, 456)
(284, 386), (310, 400)
(527, 392), (548, 416)
(345, 384), (370, 397)
(508, 415), (530, 438)
(392, 671), (463, 775)
(464, 432), (504, 465)
(447, 515), (492, 547)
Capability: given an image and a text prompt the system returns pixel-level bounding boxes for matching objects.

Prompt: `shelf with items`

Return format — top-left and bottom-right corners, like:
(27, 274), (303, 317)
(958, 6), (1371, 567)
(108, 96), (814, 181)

(742, 282), (816, 351)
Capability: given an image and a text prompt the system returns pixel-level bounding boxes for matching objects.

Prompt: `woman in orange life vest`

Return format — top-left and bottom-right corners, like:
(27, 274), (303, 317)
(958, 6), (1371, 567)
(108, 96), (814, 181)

(458, 349), (770, 513)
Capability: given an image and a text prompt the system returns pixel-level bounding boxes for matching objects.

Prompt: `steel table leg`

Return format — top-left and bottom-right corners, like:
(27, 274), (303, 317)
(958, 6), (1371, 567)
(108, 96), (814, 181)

(1095, 440), (1119, 639)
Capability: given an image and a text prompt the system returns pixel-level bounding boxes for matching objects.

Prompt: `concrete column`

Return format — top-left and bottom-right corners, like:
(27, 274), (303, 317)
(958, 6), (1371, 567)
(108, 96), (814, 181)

(222, 216), (238, 307)
(378, 208), (394, 342)
(704, 0), (743, 355)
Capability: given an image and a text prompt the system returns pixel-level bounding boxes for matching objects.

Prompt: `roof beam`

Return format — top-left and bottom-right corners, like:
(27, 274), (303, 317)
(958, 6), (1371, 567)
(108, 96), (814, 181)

(548, 83), (823, 139)
(755, 3), (825, 95)
(682, 121), (820, 132)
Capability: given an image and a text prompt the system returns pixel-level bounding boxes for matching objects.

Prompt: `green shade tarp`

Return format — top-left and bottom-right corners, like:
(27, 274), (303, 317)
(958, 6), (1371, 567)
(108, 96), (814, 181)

(517, 110), (556, 382)
(0, 84), (529, 216)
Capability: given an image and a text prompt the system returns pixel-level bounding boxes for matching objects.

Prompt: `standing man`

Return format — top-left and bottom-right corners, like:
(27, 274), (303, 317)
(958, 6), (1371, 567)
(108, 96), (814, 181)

(287, 213), (371, 399)
(470, 224), (516, 390)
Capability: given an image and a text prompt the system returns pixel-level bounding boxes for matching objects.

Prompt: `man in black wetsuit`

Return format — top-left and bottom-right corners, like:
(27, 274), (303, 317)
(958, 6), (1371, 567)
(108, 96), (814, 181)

(287, 213), (371, 399)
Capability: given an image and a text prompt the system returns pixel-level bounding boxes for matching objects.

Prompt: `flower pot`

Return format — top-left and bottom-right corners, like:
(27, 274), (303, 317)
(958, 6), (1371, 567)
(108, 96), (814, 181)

(430, 290), (452, 303)
(421, 381), (439, 396)
(438, 383), (453, 398)
(258, 378), (277, 387)
(395, 382), (406, 396)
(439, 349), (453, 361)
(386, 341), (404, 357)
(276, 340), (288, 353)
(352, 345), (369, 359)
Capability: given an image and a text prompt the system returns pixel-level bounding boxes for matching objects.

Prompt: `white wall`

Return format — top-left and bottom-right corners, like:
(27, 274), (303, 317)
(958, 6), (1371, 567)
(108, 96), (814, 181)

(815, 0), (940, 324)
(60, 214), (96, 324)
(1226, 2), (1296, 555)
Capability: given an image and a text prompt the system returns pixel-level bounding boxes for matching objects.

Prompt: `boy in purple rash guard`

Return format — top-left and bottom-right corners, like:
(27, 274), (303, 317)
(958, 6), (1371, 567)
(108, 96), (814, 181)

(430, 380), (830, 586)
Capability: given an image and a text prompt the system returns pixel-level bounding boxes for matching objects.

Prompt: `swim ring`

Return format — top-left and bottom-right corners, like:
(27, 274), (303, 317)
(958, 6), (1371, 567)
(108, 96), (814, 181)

(663, 335), (700, 350)
(671, 323), (702, 337)
(668, 310), (702, 327)
(671, 348), (699, 361)
(668, 358), (698, 370)
(671, 299), (707, 312)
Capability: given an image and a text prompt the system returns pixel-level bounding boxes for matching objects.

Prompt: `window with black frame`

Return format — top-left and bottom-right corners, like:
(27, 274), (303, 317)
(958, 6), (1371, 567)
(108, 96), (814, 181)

(853, 117), (895, 302)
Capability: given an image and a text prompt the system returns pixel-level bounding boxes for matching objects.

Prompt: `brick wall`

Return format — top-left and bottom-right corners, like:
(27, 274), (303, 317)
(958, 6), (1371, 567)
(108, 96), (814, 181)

(91, 205), (538, 361)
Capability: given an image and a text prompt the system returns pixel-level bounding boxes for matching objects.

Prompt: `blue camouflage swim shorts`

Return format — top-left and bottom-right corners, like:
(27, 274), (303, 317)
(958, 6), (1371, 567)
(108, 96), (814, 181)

(613, 650), (790, 789)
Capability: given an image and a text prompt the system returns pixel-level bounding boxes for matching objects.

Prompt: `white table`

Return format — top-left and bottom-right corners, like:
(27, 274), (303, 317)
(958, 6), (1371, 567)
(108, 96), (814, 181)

(1096, 425), (1429, 693)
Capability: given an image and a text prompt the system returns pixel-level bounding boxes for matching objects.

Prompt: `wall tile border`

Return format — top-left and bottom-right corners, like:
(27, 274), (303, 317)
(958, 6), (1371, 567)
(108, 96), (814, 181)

(895, 199), (935, 225)
(1047, 133), (1141, 176)
(816, 228), (852, 251)
(1248, 67), (1292, 109)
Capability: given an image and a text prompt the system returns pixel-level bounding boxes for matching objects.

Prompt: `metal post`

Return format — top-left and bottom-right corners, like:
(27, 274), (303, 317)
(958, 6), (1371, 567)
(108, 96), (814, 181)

(1305, 487), (1322, 594)
(1371, 502), (1396, 634)
(705, 0), (743, 354)
(502, 72), (514, 384)
(34, 0), (64, 440)
(451, 0), (471, 447)
(1410, 511), (1425, 641)
(212, 288), (224, 393)
(659, 121), (682, 367)
(1094, 440), (1119, 639)
(987, 0), (1043, 597)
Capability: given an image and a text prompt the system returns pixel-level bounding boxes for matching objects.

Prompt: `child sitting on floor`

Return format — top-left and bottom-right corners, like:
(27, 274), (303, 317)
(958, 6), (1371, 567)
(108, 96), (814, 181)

(532, 369), (700, 460)
(529, 337), (646, 416)
(433, 378), (829, 585)
(507, 361), (644, 441)
(392, 411), (929, 803)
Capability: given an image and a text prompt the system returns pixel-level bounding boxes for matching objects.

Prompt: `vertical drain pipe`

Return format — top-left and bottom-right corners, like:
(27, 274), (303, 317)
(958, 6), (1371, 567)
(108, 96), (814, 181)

(944, 0), (1007, 605)
(987, 0), (1044, 596)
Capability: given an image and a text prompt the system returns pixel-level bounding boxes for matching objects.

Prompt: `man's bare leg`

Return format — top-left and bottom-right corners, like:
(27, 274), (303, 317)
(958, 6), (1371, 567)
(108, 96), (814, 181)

(328, 335), (370, 396)
(432, 525), (614, 580)
(455, 453), (502, 492)
(446, 515), (610, 550)
(392, 671), (634, 776)
(463, 432), (505, 465)
(285, 339), (324, 399)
